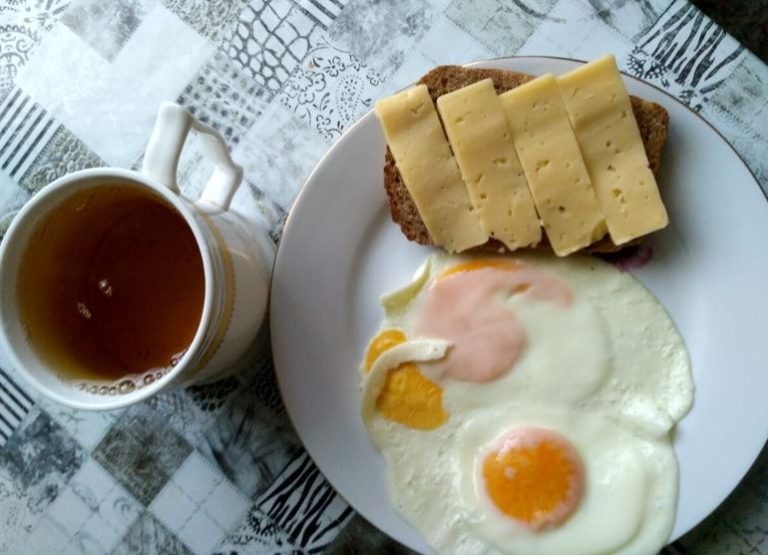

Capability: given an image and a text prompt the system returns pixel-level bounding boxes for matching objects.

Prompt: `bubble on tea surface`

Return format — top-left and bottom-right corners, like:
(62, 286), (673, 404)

(98, 279), (113, 297)
(118, 379), (135, 394)
(78, 367), (177, 398)
(76, 302), (92, 319)
(171, 350), (186, 367)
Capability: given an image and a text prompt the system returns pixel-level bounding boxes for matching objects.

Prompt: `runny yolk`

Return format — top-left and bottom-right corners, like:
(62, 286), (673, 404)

(364, 329), (448, 430)
(481, 427), (584, 531)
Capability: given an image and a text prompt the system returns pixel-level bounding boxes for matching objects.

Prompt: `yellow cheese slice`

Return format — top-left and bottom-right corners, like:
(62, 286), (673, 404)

(375, 85), (487, 253)
(499, 74), (607, 256)
(557, 55), (668, 245)
(437, 79), (541, 250)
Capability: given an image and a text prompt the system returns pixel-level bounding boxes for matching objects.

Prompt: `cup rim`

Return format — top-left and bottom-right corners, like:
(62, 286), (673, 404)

(0, 167), (215, 410)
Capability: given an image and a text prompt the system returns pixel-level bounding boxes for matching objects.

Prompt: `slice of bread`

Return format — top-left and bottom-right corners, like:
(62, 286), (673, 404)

(383, 65), (670, 253)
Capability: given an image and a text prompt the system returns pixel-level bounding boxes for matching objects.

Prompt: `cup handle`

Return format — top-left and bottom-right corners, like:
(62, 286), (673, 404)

(142, 102), (243, 210)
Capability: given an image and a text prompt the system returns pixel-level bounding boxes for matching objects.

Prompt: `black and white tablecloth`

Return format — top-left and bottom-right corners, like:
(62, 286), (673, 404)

(0, 0), (766, 553)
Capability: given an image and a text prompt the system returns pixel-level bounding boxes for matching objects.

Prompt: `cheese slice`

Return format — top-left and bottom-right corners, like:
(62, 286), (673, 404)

(437, 79), (541, 250)
(375, 85), (487, 253)
(499, 74), (606, 256)
(557, 55), (668, 245)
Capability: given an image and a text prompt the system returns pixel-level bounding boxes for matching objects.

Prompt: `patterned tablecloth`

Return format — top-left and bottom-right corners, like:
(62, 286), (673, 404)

(0, 0), (767, 553)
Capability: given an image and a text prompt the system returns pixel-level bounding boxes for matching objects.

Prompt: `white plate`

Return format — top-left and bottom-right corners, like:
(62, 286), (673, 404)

(271, 56), (768, 553)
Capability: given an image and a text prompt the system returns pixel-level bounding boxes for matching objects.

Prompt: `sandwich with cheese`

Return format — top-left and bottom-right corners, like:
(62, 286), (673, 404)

(376, 56), (670, 256)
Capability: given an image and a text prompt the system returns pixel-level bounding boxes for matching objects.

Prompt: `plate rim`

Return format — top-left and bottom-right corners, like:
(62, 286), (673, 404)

(269, 54), (768, 549)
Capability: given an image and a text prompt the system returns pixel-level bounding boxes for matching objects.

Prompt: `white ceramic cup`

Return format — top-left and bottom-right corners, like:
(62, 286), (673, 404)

(0, 102), (274, 410)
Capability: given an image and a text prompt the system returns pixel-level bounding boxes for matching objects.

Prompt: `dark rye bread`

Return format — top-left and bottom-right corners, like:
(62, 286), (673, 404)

(383, 65), (670, 253)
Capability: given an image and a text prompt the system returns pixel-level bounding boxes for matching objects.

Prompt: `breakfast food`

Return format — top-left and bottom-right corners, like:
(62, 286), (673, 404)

(557, 56), (669, 245)
(436, 79), (541, 251)
(364, 55), (691, 554)
(376, 85), (487, 253)
(359, 254), (693, 554)
(376, 56), (670, 255)
(498, 74), (607, 256)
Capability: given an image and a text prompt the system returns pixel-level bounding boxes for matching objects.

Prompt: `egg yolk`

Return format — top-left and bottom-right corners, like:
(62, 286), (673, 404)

(364, 329), (448, 430)
(481, 427), (584, 531)
(364, 329), (407, 373)
(438, 259), (522, 280)
(376, 362), (448, 430)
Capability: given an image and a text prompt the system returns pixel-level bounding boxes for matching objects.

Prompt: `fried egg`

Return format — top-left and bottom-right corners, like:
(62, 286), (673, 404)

(364, 402), (678, 555)
(359, 252), (694, 554)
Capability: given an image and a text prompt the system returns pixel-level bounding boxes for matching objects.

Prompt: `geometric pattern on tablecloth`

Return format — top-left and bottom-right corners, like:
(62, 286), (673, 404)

(0, 407), (86, 554)
(0, 367), (34, 448)
(278, 34), (382, 140)
(215, 452), (354, 553)
(214, 508), (296, 553)
(187, 377), (241, 413)
(223, 0), (325, 97)
(0, 407), (85, 491)
(0, 0), (69, 97)
(136, 388), (233, 452)
(0, 87), (59, 183)
(625, 0), (745, 110)
(18, 124), (105, 193)
(149, 451), (250, 554)
(251, 451), (354, 550)
(92, 407), (194, 506)
(45, 457), (143, 555)
(0, 24), (40, 100)
(292, 0), (348, 30)
(112, 511), (194, 555)
(160, 0), (248, 44)
(177, 49), (270, 147)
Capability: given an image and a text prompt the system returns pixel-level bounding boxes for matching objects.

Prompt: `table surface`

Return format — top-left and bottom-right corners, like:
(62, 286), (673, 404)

(0, 0), (767, 554)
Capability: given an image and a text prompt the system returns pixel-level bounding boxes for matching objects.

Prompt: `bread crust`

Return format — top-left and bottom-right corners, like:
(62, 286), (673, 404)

(382, 65), (669, 253)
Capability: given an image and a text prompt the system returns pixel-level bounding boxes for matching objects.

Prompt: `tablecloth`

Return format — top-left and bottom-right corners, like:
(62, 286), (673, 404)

(0, 0), (767, 553)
